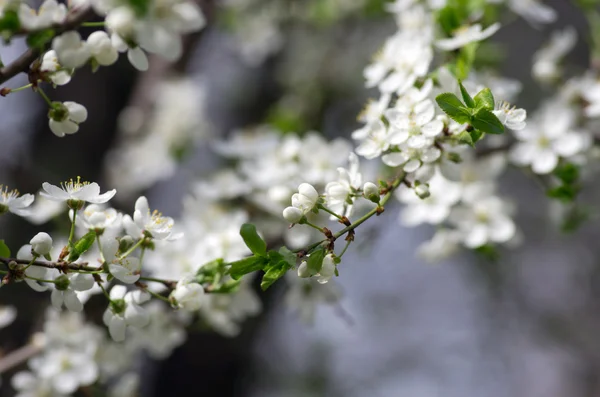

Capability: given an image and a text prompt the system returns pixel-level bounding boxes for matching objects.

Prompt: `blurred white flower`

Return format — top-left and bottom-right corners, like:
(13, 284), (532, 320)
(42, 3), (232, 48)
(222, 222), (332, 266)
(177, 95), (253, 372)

(0, 185), (34, 216)
(18, 0), (66, 31)
(41, 178), (116, 205)
(435, 23), (500, 51)
(171, 275), (205, 311)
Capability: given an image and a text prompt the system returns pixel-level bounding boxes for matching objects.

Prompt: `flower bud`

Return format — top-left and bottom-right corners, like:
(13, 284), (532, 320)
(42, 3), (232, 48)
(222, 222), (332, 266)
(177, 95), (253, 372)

(54, 275), (70, 291)
(363, 182), (380, 203)
(171, 276), (205, 311)
(298, 183), (319, 203)
(283, 206), (303, 224)
(297, 261), (310, 278)
(317, 254), (336, 284)
(415, 183), (430, 199)
(30, 232), (53, 256)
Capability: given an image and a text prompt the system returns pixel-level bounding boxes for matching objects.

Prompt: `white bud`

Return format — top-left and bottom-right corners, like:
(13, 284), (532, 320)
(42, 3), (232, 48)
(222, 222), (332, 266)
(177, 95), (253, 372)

(30, 232), (53, 255)
(283, 206), (303, 224)
(415, 183), (430, 199)
(297, 261), (310, 278)
(171, 275), (205, 311)
(317, 254), (336, 284)
(298, 183), (319, 204)
(363, 182), (380, 203)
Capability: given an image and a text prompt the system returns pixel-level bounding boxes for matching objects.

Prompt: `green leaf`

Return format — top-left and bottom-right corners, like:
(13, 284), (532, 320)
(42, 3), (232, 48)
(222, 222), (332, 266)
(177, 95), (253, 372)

(0, 240), (10, 257)
(435, 93), (471, 124)
(239, 223), (267, 256)
(471, 109), (504, 134)
(26, 29), (55, 50)
(68, 231), (96, 262)
(456, 130), (474, 147)
(306, 247), (326, 275)
(474, 88), (494, 110)
(547, 185), (579, 203)
(459, 81), (475, 108)
(278, 246), (297, 267)
(228, 256), (265, 280)
(469, 128), (484, 144)
(561, 206), (590, 233)
(0, 10), (20, 33)
(260, 262), (290, 291)
(436, 5), (461, 36)
(554, 163), (579, 185)
(474, 244), (500, 261)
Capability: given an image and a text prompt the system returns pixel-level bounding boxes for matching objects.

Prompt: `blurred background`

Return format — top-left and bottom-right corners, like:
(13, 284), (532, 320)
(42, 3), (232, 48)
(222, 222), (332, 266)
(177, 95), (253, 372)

(2, 0), (600, 396)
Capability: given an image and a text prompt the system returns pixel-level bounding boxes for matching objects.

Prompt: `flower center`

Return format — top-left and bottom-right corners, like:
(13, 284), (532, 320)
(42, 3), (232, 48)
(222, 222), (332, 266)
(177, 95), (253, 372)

(61, 176), (90, 194)
(537, 135), (551, 148)
(0, 185), (19, 204)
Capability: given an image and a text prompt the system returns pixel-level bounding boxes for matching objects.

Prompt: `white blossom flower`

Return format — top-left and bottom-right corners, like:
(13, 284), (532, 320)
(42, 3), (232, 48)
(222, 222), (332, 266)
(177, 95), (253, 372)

(435, 23), (501, 51)
(510, 100), (591, 174)
(18, 0), (66, 31)
(287, 183), (319, 215)
(30, 232), (52, 256)
(324, 153), (362, 217)
(103, 286), (150, 342)
(40, 50), (71, 85)
(0, 305), (16, 328)
(52, 31), (91, 69)
(48, 101), (88, 137)
(40, 178), (116, 205)
(316, 254), (336, 284)
(171, 275), (205, 311)
(87, 30), (119, 66)
(396, 172), (461, 226)
(382, 143), (441, 173)
(0, 185), (34, 216)
(449, 195), (516, 248)
(17, 244), (50, 292)
(11, 371), (66, 397)
(533, 27), (577, 82)
(417, 229), (461, 262)
(385, 98), (443, 149)
(283, 207), (303, 224)
(102, 237), (141, 284)
(365, 32), (433, 94)
(51, 273), (95, 312)
(73, 204), (122, 232)
(29, 348), (98, 394)
(355, 120), (395, 159)
(123, 196), (177, 240)
(493, 101), (527, 131)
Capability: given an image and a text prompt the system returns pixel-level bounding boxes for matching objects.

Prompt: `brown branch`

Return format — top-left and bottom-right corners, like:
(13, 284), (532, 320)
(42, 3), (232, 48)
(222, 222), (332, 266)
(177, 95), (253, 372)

(0, 6), (95, 85)
(0, 256), (96, 271)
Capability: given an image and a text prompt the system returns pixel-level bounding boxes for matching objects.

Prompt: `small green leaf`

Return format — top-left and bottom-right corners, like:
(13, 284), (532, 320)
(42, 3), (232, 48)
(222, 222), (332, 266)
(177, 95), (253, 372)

(260, 262), (290, 291)
(471, 109), (504, 134)
(436, 5), (461, 36)
(469, 128), (484, 144)
(26, 28), (55, 50)
(561, 206), (590, 233)
(239, 223), (267, 256)
(459, 81), (475, 108)
(456, 130), (474, 147)
(474, 244), (500, 261)
(278, 247), (297, 267)
(554, 163), (579, 185)
(0, 10), (20, 33)
(547, 185), (579, 203)
(306, 247), (326, 274)
(0, 240), (10, 257)
(68, 231), (96, 262)
(435, 93), (471, 124)
(474, 88), (495, 110)
(228, 256), (265, 280)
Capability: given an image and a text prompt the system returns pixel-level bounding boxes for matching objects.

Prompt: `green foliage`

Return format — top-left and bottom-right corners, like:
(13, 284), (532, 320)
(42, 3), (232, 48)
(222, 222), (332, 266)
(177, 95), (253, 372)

(68, 231), (96, 262)
(228, 256), (265, 280)
(470, 108), (504, 134)
(561, 206), (590, 233)
(26, 29), (55, 50)
(240, 223), (267, 256)
(474, 244), (500, 261)
(126, 0), (150, 16)
(474, 88), (494, 110)
(0, 240), (10, 258)
(0, 10), (20, 34)
(435, 93), (471, 124)
(306, 247), (326, 274)
(547, 163), (581, 204)
(436, 83), (504, 145)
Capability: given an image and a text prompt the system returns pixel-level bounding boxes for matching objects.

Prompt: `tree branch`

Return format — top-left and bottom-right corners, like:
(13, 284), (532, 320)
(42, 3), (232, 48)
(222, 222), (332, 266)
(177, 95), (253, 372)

(0, 5), (95, 85)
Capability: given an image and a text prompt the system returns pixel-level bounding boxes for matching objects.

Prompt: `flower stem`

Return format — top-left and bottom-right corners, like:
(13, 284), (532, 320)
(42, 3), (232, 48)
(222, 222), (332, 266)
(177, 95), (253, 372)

(36, 87), (53, 106)
(68, 210), (77, 246)
(119, 238), (144, 259)
(147, 288), (171, 304)
(96, 235), (105, 263)
(296, 173), (405, 254)
(25, 275), (57, 284)
(81, 21), (105, 27)
(97, 280), (111, 300)
(10, 83), (33, 93)
(338, 239), (352, 258)
(317, 204), (344, 221)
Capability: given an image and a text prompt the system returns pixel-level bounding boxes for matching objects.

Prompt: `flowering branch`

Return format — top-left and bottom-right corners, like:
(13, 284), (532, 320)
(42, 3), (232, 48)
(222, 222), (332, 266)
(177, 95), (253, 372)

(0, 5), (94, 85)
